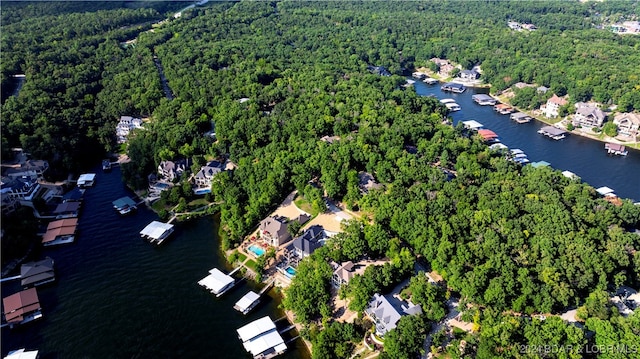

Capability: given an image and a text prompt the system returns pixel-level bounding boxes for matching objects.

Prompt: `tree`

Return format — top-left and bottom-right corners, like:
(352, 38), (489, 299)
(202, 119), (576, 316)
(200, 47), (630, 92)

(381, 315), (429, 359)
(602, 121), (618, 137)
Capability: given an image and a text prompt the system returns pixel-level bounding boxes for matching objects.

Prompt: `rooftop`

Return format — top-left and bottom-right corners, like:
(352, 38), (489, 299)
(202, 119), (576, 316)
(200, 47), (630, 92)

(2, 288), (40, 323)
(237, 316), (286, 357)
(198, 268), (234, 295)
(234, 291), (260, 313)
(139, 221), (174, 240)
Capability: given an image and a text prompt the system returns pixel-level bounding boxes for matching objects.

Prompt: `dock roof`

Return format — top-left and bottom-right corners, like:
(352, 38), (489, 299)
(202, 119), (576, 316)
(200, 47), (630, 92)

(605, 143), (626, 152)
(237, 316), (277, 342)
(561, 170), (579, 180)
(539, 126), (567, 136)
(139, 221), (174, 240)
(77, 173), (96, 183)
(2, 288), (40, 323)
(478, 129), (499, 139)
(462, 120), (483, 130)
(112, 196), (137, 210)
(511, 112), (530, 119)
(472, 94), (493, 101)
(46, 218), (78, 230)
(234, 291), (260, 313)
(530, 161), (551, 168)
(237, 316), (286, 357)
(20, 257), (55, 287)
(42, 226), (75, 243)
(53, 201), (80, 214)
(198, 268), (234, 295)
(596, 186), (615, 196)
(4, 349), (39, 359)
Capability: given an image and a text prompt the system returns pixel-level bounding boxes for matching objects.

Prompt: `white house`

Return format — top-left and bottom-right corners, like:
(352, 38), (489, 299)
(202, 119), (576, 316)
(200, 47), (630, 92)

(157, 160), (186, 181)
(543, 94), (568, 118)
(116, 116), (143, 144)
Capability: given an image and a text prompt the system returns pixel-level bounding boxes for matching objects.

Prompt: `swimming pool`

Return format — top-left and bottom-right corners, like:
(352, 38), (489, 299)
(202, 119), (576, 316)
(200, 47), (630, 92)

(284, 266), (297, 278)
(248, 244), (265, 257)
(193, 188), (211, 195)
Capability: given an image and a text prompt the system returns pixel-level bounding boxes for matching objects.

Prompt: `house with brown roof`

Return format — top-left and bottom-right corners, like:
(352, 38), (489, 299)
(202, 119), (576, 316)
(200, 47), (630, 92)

(613, 112), (640, 138)
(331, 261), (367, 288)
(543, 94), (568, 118)
(259, 216), (291, 247)
(2, 288), (42, 326)
(573, 102), (606, 128)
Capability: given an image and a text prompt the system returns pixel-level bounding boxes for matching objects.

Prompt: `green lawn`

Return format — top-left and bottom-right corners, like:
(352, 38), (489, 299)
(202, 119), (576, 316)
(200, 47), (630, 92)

(294, 195), (319, 216)
(245, 259), (259, 272)
(151, 198), (167, 212)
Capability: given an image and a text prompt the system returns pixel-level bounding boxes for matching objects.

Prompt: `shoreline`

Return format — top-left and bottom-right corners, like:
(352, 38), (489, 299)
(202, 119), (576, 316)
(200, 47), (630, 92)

(414, 67), (639, 151)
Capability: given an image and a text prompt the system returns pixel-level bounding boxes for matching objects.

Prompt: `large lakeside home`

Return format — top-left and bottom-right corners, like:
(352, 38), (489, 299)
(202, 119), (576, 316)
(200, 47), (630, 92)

(573, 102), (606, 128)
(542, 94), (568, 118)
(116, 116), (143, 144)
(613, 112), (640, 138)
(365, 293), (422, 337)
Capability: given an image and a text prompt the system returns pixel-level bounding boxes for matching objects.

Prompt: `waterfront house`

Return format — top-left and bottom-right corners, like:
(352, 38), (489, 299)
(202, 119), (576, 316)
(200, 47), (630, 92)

(193, 160), (225, 188)
(20, 257), (55, 288)
(116, 116), (143, 144)
(513, 82), (535, 90)
(158, 160), (186, 181)
(573, 102), (606, 128)
(543, 94), (568, 118)
(613, 112), (640, 138)
(365, 293), (422, 337)
(2, 288), (43, 326)
(331, 261), (367, 288)
(459, 69), (480, 80)
(292, 225), (328, 258)
(367, 65), (391, 77)
(1, 176), (39, 216)
(358, 172), (383, 195)
(259, 216), (291, 247)
(2, 159), (49, 180)
(537, 86), (550, 94)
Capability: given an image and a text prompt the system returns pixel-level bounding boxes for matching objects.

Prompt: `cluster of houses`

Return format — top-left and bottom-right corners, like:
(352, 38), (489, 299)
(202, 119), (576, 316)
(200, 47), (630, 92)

(116, 116), (144, 144)
(429, 58), (481, 83)
(149, 158), (236, 197)
(608, 21), (640, 34)
(507, 21), (537, 31)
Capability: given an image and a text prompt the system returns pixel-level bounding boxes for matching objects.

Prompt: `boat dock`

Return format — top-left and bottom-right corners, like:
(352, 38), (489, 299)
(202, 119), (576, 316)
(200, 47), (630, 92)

(510, 112), (532, 124)
(233, 280), (275, 314)
(472, 94), (497, 106)
(237, 316), (288, 359)
(112, 196), (137, 215)
(538, 126), (567, 140)
(198, 267), (238, 297)
(494, 103), (514, 114)
(605, 143), (628, 156)
(140, 221), (174, 245)
(441, 82), (466, 93)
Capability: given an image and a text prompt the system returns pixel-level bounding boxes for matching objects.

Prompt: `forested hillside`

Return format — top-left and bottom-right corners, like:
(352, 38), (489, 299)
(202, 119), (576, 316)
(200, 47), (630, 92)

(2, 1), (640, 357)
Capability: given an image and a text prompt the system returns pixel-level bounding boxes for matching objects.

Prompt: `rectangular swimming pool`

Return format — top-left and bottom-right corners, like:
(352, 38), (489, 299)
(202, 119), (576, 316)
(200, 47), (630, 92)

(284, 266), (296, 278)
(248, 244), (265, 257)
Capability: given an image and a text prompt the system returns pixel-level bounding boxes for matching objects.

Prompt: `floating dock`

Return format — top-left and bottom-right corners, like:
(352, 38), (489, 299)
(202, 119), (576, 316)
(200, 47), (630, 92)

(538, 126), (567, 140)
(423, 77), (438, 84)
(112, 196), (137, 215)
(462, 120), (484, 131)
(441, 82), (466, 93)
(472, 94), (497, 106)
(494, 103), (514, 114)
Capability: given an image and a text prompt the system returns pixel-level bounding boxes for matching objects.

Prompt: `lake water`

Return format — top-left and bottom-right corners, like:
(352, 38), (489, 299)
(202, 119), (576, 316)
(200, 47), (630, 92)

(413, 80), (640, 201)
(2, 167), (309, 359)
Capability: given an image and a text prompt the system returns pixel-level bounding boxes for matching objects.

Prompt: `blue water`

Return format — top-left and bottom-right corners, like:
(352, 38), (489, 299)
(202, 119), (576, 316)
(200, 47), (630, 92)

(248, 244), (265, 257)
(285, 267), (297, 278)
(414, 80), (640, 201)
(1, 166), (308, 358)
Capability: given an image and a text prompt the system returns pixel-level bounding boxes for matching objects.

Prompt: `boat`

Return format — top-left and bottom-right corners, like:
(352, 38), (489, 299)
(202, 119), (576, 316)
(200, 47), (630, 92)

(604, 143), (628, 156)
(102, 159), (112, 172)
(439, 98), (456, 104)
(441, 82), (466, 93)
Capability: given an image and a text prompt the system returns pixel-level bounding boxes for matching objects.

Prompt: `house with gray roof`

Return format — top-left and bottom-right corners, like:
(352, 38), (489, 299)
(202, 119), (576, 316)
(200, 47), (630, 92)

(358, 172), (383, 195)
(194, 160), (224, 188)
(259, 216), (291, 247)
(573, 102), (606, 128)
(158, 160), (187, 181)
(292, 225), (329, 258)
(331, 261), (367, 288)
(365, 293), (423, 336)
(116, 116), (143, 143)
(459, 69), (480, 80)
(613, 112), (640, 138)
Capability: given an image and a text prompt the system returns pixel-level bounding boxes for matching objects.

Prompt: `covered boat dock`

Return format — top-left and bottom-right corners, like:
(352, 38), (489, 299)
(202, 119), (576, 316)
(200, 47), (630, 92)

(472, 94), (497, 105)
(198, 268), (236, 297)
(237, 316), (287, 359)
(510, 112), (532, 123)
(538, 126), (567, 140)
(604, 143), (628, 156)
(140, 221), (174, 245)
(462, 120), (484, 131)
(42, 218), (78, 246)
(20, 257), (55, 288)
(112, 196), (137, 215)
